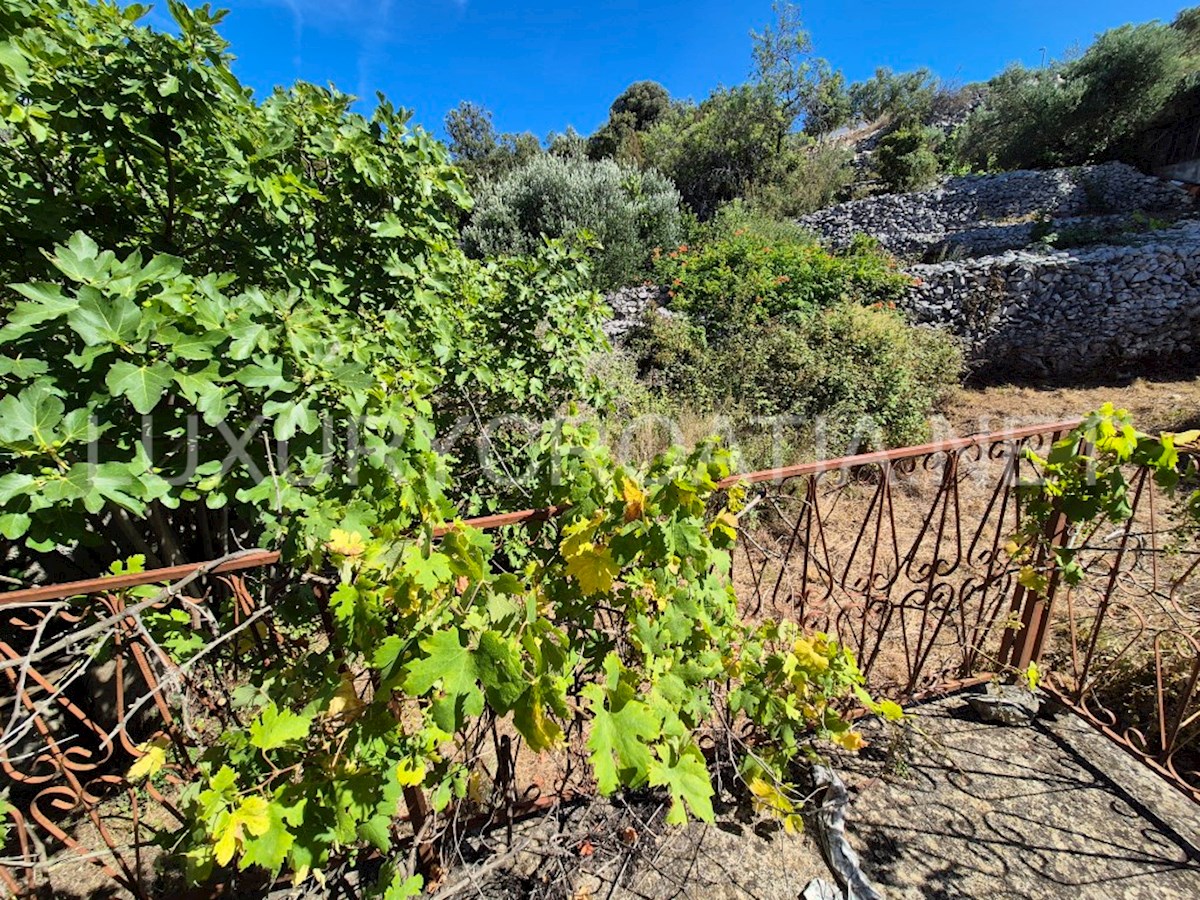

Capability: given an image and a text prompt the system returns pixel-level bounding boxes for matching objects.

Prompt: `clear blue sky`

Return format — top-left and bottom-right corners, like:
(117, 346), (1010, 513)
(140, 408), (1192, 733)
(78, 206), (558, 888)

(157, 1), (1188, 140)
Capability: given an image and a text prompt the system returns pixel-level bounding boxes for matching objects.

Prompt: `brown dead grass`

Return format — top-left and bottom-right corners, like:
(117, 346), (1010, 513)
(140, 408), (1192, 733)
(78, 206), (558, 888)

(944, 377), (1200, 436)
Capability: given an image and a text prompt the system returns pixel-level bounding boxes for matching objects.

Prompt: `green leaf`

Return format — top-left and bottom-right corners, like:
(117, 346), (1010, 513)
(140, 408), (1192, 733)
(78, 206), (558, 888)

(0, 512), (31, 539)
(582, 657), (661, 794)
(168, 329), (226, 360)
(228, 322), (268, 360)
(68, 292), (139, 346)
(401, 546), (453, 592)
(648, 742), (714, 824)
(238, 801), (294, 877)
(7, 282), (77, 327)
(106, 360), (173, 414)
(0, 473), (35, 504)
(80, 462), (145, 514)
(249, 704), (314, 751)
(263, 399), (318, 441)
(358, 813), (391, 852)
(404, 629), (477, 697)
(475, 631), (525, 711)
(0, 383), (64, 448)
(236, 357), (296, 395)
(404, 629), (483, 730)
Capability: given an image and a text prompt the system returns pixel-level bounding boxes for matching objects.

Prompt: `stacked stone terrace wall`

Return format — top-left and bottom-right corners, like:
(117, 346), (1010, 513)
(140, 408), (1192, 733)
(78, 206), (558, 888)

(798, 162), (1193, 259)
(903, 221), (1200, 379)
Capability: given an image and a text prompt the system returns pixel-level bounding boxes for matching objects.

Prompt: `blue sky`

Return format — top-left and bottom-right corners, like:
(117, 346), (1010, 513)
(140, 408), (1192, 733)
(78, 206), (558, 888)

(163, 1), (1188, 140)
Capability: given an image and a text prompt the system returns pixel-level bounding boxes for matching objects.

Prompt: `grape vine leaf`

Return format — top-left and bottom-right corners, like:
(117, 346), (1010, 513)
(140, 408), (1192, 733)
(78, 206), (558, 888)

(513, 684), (564, 752)
(475, 631), (526, 711)
(647, 742), (714, 825)
(403, 628), (484, 730)
(238, 801), (294, 875)
(127, 735), (170, 781)
(249, 704), (313, 751)
(214, 796), (271, 866)
(564, 542), (619, 595)
(582, 658), (660, 794)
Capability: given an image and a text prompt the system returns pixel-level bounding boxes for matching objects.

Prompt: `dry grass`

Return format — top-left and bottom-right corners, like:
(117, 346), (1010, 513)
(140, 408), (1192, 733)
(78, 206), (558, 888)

(944, 377), (1200, 436)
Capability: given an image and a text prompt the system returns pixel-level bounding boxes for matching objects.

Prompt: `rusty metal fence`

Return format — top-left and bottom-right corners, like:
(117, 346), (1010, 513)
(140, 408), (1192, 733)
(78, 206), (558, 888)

(3, 419), (1199, 896)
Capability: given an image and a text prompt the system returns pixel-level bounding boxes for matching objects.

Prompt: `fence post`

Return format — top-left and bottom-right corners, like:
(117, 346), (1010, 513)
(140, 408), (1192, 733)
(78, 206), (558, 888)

(998, 429), (1079, 672)
(1003, 504), (1069, 671)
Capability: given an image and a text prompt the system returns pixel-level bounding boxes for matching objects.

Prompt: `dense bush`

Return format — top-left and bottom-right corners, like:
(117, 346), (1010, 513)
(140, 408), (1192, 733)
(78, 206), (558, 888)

(587, 80), (671, 160)
(955, 21), (1192, 170)
(444, 100), (542, 185)
(627, 303), (961, 454)
(640, 86), (789, 220)
(849, 67), (937, 124)
(652, 226), (913, 339)
(462, 154), (683, 290)
(745, 141), (854, 217)
(0, 0), (609, 570)
(874, 127), (941, 192)
(626, 216), (959, 459)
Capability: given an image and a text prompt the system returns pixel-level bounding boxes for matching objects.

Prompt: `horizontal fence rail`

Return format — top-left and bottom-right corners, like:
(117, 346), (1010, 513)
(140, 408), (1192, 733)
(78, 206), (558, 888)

(5, 416), (1200, 897)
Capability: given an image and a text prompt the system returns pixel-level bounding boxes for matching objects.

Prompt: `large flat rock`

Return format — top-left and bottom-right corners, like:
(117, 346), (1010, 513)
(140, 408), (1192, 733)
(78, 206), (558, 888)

(842, 691), (1200, 899)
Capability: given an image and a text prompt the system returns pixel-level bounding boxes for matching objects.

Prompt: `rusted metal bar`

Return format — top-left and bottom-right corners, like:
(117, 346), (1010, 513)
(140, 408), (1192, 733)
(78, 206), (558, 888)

(0, 549), (280, 606)
(2, 421), (1081, 608)
(720, 420), (1081, 487)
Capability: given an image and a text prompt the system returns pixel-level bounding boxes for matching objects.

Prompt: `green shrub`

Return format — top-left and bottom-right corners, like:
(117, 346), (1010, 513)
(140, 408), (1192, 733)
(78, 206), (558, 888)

(849, 67), (937, 124)
(628, 304), (962, 457)
(0, 0), (610, 567)
(640, 86), (787, 220)
(462, 155), (683, 290)
(874, 127), (941, 192)
(955, 21), (1190, 171)
(652, 224), (913, 339)
(745, 141), (854, 217)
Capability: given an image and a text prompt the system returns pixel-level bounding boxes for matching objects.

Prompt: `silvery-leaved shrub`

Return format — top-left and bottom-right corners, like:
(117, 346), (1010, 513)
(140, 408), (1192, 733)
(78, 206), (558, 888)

(463, 155), (683, 291)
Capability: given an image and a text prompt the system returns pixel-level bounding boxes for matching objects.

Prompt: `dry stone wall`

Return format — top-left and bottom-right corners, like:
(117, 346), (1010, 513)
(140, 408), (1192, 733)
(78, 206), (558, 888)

(603, 164), (1200, 382)
(798, 162), (1193, 259)
(603, 284), (669, 340)
(903, 221), (1200, 379)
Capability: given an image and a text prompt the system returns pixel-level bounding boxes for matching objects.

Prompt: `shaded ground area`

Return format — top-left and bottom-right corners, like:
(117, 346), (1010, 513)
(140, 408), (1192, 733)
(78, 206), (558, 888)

(445, 786), (828, 899)
(842, 691), (1200, 900)
(446, 688), (1200, 899)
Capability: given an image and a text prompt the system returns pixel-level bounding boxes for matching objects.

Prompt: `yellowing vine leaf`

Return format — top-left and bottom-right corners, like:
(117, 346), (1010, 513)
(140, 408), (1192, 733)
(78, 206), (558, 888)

(1018, 565), (1048, 594)
(564, 542), (619, 595)
(621, 477), (645, 523)
(213, 796), (271, 866)
(396, 757), (426, 787)
(791, 638), (830, 672)
(326, 674), (364, 718)
(831, 730), (867, 751)
(127, 735), (170, 781)
(1024, 661), (1041, 692)
(326, 528), (366, 558)
(513, 687), (565, 751)
(876, 700), (905, 722)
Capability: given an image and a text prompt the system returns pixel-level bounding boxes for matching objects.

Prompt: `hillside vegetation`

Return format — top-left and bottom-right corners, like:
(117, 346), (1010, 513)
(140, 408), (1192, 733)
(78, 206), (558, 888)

(1, 2), (1198, 897)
